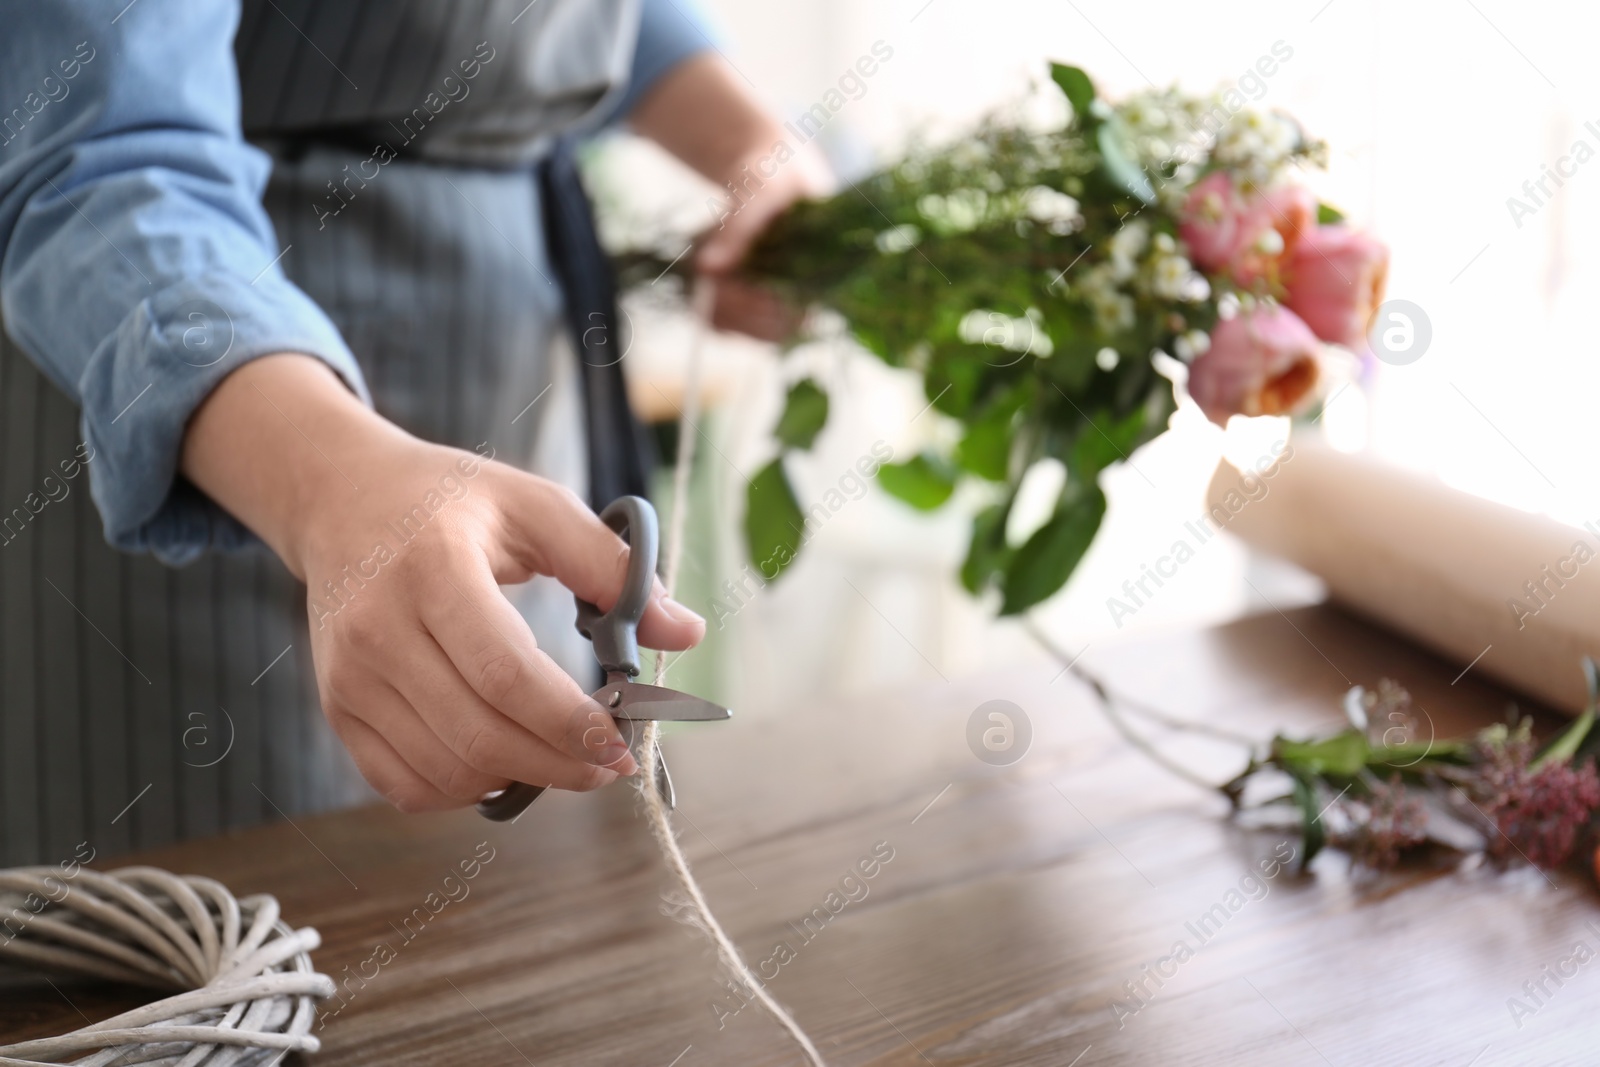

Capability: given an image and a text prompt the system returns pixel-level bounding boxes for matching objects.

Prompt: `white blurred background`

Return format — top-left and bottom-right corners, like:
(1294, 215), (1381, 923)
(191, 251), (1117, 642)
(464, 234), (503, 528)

(589, 0), (1600, 715)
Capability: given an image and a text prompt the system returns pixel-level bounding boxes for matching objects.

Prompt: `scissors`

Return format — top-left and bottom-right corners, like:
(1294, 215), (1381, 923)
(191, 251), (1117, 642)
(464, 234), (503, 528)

(476, 495), (731, 822)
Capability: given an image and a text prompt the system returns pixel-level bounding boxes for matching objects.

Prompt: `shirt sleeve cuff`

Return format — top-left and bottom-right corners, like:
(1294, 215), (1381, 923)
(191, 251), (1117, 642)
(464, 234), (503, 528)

(80, 270), (369, 566)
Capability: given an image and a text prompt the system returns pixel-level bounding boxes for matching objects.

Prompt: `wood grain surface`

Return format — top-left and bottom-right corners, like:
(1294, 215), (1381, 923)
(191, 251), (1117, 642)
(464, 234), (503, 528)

(3, 604), (1596, 1066)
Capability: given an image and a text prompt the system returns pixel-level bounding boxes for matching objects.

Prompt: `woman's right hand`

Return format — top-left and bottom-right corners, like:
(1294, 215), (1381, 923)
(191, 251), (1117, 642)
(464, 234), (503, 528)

(182, 354), (706, 811)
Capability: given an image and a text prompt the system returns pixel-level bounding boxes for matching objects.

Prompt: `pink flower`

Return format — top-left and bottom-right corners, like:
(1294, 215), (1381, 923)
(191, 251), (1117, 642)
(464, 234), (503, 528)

(1187, 306), (1322, 425)
(1179, 174), (1315, 287)
(1284, 226), (1390, 349)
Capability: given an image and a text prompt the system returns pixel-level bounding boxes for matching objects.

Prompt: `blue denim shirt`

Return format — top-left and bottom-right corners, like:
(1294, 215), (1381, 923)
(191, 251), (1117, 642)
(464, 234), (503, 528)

(0, 0), (712, 565)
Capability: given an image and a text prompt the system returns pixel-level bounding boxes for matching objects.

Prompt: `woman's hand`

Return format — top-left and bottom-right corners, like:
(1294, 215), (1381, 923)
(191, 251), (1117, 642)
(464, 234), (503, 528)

(628, 53), (836, 341)
(183, 355), (706, 811)
(696, 149), (833, 340)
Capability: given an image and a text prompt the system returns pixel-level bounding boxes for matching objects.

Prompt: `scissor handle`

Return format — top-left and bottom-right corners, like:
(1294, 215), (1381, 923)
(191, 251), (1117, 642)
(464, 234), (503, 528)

(478, 497), (658, 823)
(477, 782), (545, 822)
(574, 496), (659, 677)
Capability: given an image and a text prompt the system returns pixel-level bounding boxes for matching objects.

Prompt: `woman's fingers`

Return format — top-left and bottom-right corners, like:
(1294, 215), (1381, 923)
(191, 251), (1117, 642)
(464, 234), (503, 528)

(388, 629), (636, 785)
(492, 476), (706, 652)
(708, 276), (803, 341)
(418, 554), (641, 775)
(342, 679), (511, 803)
(327, 711), (465, 813)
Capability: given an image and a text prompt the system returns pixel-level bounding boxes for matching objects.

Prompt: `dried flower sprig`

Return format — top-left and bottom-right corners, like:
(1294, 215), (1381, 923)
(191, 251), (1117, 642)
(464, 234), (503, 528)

(1030, 618), (1600, 878)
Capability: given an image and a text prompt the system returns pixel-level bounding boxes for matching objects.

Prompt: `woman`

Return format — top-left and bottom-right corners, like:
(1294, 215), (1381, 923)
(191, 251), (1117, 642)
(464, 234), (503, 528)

(0, 0), (827, 865)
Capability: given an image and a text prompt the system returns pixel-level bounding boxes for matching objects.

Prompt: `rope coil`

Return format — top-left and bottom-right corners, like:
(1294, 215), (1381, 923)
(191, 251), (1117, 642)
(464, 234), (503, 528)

(0, 867), (332, 1066)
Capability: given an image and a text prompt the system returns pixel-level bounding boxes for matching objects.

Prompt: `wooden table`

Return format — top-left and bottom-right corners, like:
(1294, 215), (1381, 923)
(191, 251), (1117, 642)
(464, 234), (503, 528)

(4, 604), (1596, 1066)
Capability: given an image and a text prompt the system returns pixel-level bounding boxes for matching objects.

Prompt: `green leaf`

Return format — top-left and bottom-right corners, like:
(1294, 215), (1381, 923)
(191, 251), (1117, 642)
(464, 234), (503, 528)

(773, 378), (830, 451)
(1316, 203), (1346, 225)
(1528, 657), (1596, 769)
(1069, 408), (1146, 481)
(924, 349), (985, 418)
(1095, 119), (1156, 204)
(878, 452), (956, 510)
(999, 483), (1107, 615)
(1533, 705), (1596, 771)
(960, 501), (1013, 594)
(956, 416), (1012, 482)
(744, 458), (806, 581)
(1367, 738), (1471, 772)
(1272, 730), (1369, 778)
(1050, 63), (1096, 123)
(1288, 769), (1325, 869)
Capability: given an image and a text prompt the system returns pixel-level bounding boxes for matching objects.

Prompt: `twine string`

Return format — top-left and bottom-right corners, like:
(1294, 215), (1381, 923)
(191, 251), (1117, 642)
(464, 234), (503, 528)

(636, 277), (828, 1067)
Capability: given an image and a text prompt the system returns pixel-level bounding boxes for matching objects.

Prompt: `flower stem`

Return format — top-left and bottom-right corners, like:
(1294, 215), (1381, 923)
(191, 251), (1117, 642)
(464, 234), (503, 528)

(1024, 617), (1239, 795)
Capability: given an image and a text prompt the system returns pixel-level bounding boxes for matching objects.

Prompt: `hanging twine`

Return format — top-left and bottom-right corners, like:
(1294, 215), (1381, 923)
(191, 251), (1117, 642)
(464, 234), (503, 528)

(0, 866), (332, 1066)
(638, 278), (828, 1067)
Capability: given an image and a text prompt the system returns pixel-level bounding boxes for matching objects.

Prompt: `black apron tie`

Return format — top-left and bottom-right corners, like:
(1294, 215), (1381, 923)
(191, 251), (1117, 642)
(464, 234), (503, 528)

(539, 137), (657, 510)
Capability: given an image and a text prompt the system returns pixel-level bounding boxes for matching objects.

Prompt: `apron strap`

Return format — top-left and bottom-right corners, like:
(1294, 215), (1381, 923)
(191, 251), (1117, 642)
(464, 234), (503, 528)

(539, 137), (658, 511)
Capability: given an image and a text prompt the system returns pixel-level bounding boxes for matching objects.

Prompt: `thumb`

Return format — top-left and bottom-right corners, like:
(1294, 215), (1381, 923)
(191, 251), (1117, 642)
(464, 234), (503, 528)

(497, 474), (706, 653)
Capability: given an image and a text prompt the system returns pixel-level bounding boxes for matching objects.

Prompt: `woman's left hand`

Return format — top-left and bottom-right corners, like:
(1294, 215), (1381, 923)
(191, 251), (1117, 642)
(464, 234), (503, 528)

(695, 149), (833, 340)
(629, 52), (835, 341)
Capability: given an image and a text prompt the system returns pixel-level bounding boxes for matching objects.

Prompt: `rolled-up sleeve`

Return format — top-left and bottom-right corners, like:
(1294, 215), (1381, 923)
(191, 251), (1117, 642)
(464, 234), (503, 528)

(0, 0), (370, 565)
(608, 0), (722, 122)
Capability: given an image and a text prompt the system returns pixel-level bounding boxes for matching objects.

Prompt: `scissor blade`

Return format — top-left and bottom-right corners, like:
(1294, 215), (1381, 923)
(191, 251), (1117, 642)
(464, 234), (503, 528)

(593, 679), (732, 722)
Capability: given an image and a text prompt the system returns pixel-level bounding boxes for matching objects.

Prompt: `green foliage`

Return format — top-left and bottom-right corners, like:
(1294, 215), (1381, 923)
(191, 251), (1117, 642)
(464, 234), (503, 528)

(960, 501), (1013, 595)
(1094, 119), (1157, 204)
(877, 452), (957, 510)
(773, 378), (829, 450)
(1316, 202), (1346, 225)
(1000, 483), (1106, 615)
(744, 459), (805, 580)
(1537, 657), (1600, 769)
(1049, 63), (1096, 123)
(1288, 769), (1326, 869)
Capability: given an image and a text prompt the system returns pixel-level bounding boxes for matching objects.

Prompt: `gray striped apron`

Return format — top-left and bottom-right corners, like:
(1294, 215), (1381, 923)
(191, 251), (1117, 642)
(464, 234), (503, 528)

(0, 0), (646, 866)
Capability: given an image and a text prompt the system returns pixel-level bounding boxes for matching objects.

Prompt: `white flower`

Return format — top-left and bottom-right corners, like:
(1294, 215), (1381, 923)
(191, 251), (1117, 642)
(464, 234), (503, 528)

(1079, 264), (1136, 334)
(1213, 109), (1301, 184)
(874, 224), (921, 255)
(1173, 329), (1211, 362)
(1023, 186), (1082, 227)
(1107, 219), (1149, 282)
(1147, 251), (1194, 301)
(918, 189), (989, 232)
(958, 307), (1054, 358)
(948, 141), (993, 169)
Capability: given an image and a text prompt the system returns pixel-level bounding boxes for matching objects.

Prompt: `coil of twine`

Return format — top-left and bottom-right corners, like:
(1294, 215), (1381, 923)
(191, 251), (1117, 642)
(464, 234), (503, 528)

(0, 866), (332, 1066)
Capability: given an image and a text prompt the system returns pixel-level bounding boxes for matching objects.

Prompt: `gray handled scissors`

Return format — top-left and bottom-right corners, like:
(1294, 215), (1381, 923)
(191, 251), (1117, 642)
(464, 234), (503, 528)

(476, 496), (731, 822)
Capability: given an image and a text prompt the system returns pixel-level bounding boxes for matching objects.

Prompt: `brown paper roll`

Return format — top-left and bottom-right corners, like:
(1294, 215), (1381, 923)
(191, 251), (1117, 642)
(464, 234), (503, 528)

(1207, 440), (1600, 715)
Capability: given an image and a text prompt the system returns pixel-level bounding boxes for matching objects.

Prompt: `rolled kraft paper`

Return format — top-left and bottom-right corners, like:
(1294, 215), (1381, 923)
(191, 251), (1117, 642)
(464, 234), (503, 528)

(1206, 440), (1600, 716)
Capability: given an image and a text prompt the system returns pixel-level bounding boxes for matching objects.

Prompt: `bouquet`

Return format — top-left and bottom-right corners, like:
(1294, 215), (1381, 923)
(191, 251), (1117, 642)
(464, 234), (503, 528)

(621, 63), (1389, 614)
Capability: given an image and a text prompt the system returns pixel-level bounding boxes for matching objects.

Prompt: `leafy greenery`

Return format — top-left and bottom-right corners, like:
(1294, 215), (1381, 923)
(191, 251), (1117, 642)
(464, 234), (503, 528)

(743, 458), (805, 580)
(772, 378), (830, 450)
(877, 453), (957, 510)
